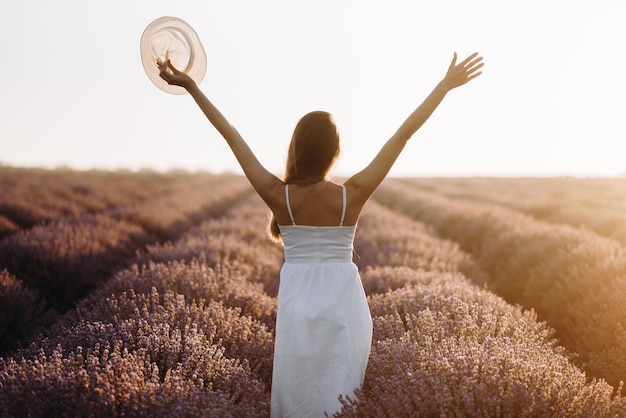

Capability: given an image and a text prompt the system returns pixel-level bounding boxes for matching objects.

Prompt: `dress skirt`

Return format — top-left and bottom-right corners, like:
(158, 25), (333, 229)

(270, 261), (372, 417)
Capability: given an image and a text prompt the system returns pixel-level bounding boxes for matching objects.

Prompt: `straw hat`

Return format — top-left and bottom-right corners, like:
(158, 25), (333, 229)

(140, 16), (207, 94)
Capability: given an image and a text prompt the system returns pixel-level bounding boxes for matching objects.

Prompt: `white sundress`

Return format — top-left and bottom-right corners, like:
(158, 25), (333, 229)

(270, 184), (373, 418)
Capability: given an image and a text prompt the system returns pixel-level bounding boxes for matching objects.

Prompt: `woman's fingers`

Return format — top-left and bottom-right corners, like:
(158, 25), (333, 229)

(157, 59), (177, 84)
(166, 59), (181, 75)
(467, 60), (484, 74)
(458, 52), (480, 67)
(455, 53), (483, 74)
(444, 52), (484, 88)
(457, 54), (483, 80)
(158, 61), (174, 83)
(449, 52), (458, 69)
(466, 68), (483, 82)
(466, 56), (484, 71)
(156, 59), (192, 87)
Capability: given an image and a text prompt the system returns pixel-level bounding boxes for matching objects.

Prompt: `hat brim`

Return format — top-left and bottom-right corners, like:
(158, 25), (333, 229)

(140, 16), (207, 95)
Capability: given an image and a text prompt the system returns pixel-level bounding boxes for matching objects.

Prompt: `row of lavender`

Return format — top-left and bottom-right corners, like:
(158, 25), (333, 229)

(374, 178), (626, 388)
(2, 168), (624, 416)
(1, 192), (283, 416)
(397, 176), (626, 246)
(0, 168), (252, 354)
(0, 168), (202, 237)
(344, 203), (624, 415)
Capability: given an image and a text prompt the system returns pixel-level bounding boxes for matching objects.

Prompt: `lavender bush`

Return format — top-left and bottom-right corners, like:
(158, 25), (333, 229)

(375, 179), (626, 387)
(1, 168), (625, 416)
(0, 270), (53, 354)
(0, 215), (18, 240)
(338, 268), (625, 417)
(0, 214), (154, 312)
(400, 177), (626, 245)
(354, 201), (488, 289)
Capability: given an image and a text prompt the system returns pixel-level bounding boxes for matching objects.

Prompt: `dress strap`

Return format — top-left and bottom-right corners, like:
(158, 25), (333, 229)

(285, 184), (296, 225)
(339, 184), (347, 226)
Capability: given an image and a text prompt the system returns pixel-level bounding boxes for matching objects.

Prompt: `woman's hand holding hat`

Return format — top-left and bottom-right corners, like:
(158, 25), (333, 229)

(158, 59), (195, 90)
(140, 16), (207, 95)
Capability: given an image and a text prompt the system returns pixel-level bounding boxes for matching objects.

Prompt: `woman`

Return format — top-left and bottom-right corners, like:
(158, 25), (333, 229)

(158, 52), (483, 417)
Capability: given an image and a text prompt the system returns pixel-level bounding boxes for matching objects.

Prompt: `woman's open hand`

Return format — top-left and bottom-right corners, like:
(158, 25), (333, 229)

(157, 59), (195, 90)
(441, 52), (484, 90)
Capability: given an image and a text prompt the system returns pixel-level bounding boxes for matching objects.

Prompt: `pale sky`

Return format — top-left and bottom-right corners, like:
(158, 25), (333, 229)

(1, 0), (624, 177)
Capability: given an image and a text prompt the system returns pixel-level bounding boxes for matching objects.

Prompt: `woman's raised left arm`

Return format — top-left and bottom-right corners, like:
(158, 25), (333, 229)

(346, 52), (484, 205)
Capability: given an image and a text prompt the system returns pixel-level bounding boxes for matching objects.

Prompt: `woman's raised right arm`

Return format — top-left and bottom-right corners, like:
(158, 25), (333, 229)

(346, 52), (484, 205)
(158, 60), (282, 202)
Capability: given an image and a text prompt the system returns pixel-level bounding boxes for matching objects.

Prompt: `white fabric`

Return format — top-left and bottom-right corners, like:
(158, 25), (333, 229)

(285, 184), (296, 225)
(339, 185), (347, 226)
(271, 224), (372, 417)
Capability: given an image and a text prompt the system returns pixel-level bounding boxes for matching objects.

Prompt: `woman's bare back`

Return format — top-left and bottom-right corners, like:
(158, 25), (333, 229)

(274, 181), (360, 227)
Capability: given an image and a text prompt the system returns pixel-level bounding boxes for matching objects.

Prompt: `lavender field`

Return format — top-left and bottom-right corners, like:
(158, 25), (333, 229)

(1, 167), (625, 417)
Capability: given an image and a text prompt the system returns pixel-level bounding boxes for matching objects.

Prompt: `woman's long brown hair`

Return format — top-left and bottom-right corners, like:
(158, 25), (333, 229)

(268, 111), (340, 242)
